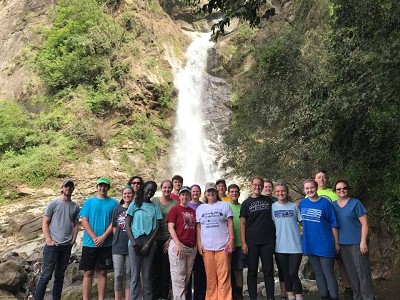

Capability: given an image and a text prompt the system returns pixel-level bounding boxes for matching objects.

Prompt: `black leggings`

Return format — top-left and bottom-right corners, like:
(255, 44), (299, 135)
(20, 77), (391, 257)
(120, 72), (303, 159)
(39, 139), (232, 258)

(247, 243), (275, 300)
(275, 253), (303, 294)
(151, 240), (171, 299)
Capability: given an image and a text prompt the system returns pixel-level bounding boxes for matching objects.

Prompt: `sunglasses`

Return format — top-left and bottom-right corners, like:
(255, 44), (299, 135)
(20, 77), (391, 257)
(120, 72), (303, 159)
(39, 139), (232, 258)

(336, 187), (348, 191)
(132, 182), (142, 185)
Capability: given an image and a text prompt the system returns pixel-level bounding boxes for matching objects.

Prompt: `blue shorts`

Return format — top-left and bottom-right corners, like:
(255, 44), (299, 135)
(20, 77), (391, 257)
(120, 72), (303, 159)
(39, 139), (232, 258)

(231, 246), (248, 271)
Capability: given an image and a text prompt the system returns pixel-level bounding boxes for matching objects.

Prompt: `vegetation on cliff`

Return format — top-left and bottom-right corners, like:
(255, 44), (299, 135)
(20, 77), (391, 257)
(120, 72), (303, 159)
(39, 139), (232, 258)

(208, 0), (400, 232)
(0, 0), (188, 203)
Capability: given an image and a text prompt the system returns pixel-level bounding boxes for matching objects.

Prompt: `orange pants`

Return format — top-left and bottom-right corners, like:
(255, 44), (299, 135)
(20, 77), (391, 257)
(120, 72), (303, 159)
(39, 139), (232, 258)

(203, 250), (232, 300)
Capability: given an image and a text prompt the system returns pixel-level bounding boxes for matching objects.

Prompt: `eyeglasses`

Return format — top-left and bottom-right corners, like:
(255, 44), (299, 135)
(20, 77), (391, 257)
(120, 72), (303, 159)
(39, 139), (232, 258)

(132, 182), (142, 185)
(336, 187), (348, 191)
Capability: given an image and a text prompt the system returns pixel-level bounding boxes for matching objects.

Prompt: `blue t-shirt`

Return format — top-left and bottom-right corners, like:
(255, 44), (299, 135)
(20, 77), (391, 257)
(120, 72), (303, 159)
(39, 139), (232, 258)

(80, 196), (118, 247)
(126, 202), (162, 241)
(272, 202), (302, 254)
(332, 198), (367, 245)
(300, 197), (338, 258)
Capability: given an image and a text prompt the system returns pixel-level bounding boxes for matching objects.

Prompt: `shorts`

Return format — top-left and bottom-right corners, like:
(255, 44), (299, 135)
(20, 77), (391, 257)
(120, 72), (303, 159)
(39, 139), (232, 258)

(231, 246), (248, 271)
(79, 246), (113, 271)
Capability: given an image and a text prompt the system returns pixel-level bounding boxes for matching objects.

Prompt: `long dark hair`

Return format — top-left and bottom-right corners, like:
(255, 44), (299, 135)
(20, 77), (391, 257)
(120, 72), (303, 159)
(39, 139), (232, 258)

(135, 181), (157, 208)
(127, 175), (144, 186)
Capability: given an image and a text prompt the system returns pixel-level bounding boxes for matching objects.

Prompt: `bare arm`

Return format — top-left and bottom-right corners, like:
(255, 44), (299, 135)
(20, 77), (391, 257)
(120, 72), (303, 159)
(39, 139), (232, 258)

(226, 217), (235, 253)
(125, 215), (138, 247)
(71, 218), (79, 245)
(332, 227), (340, 254)
(240, 217), (248, 254)
(94, 223), (113, 247)
(42, 216), (55, 246)
(81, 217), (97, 243)
(141, 220), (160, 255)
(168, 222), (184, 258)
(359, 215), (369, 254)
(196, 223), (204, 256)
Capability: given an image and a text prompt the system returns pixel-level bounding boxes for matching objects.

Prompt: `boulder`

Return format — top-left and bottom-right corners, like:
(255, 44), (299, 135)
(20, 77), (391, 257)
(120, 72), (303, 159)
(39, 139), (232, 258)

(0, 259), (27, 293)
(0, 289), (18, 299)
(7, 213), (42, 237)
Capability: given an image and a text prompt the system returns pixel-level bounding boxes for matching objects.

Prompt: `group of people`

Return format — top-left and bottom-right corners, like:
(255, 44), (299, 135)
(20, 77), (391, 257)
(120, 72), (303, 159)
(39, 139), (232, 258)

(33, 171), (374, 300)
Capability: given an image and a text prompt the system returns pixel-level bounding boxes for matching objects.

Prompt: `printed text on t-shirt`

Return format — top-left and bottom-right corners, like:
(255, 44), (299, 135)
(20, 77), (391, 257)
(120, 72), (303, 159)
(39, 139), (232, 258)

(249, 200), (270, 212)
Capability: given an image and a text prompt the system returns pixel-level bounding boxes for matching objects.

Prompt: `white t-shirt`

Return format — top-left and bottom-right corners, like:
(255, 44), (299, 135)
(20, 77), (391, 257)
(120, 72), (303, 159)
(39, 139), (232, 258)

(196, 201), (233, 251)
(272, 201), (302, 253)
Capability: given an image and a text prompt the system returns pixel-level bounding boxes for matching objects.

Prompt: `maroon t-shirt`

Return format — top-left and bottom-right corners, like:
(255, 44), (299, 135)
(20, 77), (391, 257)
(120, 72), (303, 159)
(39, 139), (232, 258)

(170, 193), (180, 204)
(167, 205), (196, 247)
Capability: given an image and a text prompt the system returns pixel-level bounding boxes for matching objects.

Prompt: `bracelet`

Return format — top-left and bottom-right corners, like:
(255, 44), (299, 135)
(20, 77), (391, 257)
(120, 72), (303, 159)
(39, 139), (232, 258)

(229, 236), (235, 240)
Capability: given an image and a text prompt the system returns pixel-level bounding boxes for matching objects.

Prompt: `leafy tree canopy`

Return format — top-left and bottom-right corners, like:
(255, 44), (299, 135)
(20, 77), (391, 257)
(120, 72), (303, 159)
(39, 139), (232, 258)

(186, 0), (274, 40)
(221, 0), (400, 231)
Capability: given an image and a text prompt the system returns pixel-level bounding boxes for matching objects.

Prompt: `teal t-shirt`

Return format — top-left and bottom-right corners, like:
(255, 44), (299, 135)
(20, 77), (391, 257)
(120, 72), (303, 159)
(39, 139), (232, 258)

(80, 196), (118, 247)
(126, 202), (162, 240)
(229, 202), (242, 247)
(318, 188), (338, 201)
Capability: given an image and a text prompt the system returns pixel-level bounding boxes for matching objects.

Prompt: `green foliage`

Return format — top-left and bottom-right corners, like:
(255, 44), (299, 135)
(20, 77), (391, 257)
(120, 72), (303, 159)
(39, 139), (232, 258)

(0, 99), (33, 153)
(97, 0), (122, 10)
(35, 0), (129, 114)
(109, 113), (168, 162)
(1, 138), (74, 187)
(186, 0), (273, 40)
(0, 99), (79, 203)
(223, 0), (400, 230)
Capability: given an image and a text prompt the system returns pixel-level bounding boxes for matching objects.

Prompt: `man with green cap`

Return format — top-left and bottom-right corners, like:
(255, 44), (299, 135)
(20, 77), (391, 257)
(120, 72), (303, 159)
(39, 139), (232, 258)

(79, 177), (118, 300)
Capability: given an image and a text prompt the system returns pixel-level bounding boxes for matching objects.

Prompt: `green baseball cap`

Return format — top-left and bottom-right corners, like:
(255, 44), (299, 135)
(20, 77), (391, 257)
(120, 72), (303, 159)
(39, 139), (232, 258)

(96, 177), (111, 185)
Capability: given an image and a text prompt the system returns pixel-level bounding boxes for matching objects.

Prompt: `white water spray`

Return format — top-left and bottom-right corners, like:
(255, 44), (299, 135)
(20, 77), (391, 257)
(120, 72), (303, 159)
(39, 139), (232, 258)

(170, 34), (220, 187)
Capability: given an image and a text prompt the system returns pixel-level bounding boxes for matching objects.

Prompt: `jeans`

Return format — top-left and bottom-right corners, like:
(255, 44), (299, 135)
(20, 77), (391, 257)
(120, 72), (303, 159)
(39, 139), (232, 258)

(34, 244), (72, 300)
(308, 255), (338, 299)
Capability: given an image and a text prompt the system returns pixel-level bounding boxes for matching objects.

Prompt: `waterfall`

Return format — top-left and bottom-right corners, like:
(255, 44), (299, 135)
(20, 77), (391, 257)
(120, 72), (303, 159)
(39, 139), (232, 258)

(170, 33), (222, 187)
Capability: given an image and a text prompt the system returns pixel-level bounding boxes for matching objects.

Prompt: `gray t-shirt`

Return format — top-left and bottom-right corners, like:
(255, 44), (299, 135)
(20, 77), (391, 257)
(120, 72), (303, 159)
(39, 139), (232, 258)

(45, 198), (80, 245)
(272, 201), (302, 253)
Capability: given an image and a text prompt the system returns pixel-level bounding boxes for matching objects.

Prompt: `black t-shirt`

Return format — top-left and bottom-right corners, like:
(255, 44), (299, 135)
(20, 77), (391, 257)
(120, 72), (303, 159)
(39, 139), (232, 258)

(240, 195), (276, 245)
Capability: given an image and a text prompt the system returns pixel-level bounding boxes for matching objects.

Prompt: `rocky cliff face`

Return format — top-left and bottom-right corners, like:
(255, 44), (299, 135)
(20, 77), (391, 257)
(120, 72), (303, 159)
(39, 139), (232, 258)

(0, 0), (52, 99)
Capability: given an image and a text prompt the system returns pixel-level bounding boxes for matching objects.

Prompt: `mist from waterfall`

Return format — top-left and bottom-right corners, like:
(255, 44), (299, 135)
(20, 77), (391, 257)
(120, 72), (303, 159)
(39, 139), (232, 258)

(170, 33), (220, 187)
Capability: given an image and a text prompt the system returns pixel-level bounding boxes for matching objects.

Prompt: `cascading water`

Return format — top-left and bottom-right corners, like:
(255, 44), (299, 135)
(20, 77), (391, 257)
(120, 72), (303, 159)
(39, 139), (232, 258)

(170, 33), (222, 187)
